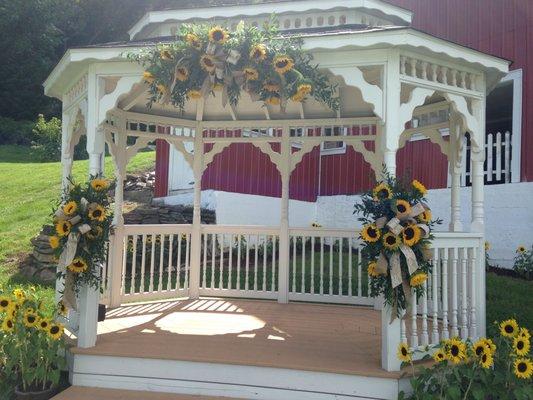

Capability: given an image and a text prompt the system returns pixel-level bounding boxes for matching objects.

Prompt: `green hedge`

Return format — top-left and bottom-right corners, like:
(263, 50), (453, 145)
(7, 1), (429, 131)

(0, 117), (35, 145)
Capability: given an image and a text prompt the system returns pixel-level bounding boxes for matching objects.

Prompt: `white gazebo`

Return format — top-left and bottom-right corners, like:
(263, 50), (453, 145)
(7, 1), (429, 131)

(44, 1), (509, 399)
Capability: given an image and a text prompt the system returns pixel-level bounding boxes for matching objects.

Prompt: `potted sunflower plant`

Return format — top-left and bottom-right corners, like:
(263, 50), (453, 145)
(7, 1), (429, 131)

(0, 288), (66, 399)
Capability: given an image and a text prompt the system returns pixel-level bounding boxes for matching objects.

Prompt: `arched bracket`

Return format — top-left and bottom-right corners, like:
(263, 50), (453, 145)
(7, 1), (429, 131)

(349, 141), (382, 177)
(98, 76), (143, 125)
(290, 142), (317, 173)
(330, 66), (383, 119)
(399, 129), (450, 158)
(251, 142), (282, 173)
(171, 141), (194, 170)
(105, 131), (151, 177)
(202, 142), (232, 172)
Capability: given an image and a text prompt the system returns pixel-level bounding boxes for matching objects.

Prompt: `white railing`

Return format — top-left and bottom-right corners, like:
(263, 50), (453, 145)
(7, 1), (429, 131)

(403, 232), (484, 352)
(288, 229), (373, 305)
(199, 225), (280, 299)
(460, 131), (512, 186)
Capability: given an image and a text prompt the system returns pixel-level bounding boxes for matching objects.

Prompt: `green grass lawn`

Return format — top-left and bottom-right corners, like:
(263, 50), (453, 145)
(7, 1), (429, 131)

(0, 145), (154, 302)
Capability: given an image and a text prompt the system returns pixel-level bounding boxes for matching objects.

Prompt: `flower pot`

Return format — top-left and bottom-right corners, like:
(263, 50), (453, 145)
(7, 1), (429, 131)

(15, 385), (58, 400)
(98, 303), (106, 322)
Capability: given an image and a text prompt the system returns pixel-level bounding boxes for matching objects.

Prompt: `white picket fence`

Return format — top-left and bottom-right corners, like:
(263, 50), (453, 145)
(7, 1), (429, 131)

(460, 131), (512, 186)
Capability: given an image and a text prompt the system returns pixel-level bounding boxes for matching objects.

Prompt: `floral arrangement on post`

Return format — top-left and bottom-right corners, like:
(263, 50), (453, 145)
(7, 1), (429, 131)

(354, 173), (440, 319)
(127, 16), (339, 112)
(397, 319), (532, 399)
(0, 287), (66, 397)
(49, 176), (113, 309)
(513, 244), (532, 280)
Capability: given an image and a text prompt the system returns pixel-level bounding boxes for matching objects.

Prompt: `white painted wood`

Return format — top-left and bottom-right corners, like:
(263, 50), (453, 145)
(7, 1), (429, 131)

(431, 250), (440, 344)
(504, 131), (511, 183)
(460, 247), (468, 340)
(189, 123), (202, 299)
(278, 125), (290, 304)
(495, 132), (502, 181)
(501, 69), (522, 183)
(486, 132), (493, 182)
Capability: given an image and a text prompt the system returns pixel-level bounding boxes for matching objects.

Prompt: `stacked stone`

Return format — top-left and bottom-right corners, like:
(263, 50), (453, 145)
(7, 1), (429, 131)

(123, 204), (216, 225)
(25, 225), (57, 282)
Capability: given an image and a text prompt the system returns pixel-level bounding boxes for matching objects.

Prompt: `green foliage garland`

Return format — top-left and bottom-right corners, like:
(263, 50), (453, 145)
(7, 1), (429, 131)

(128, 16), (339, 112)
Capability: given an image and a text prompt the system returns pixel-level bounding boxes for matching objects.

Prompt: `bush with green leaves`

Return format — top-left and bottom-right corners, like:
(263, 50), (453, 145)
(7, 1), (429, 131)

(0, 117), (35, 145)
(513, 245), (533, 280)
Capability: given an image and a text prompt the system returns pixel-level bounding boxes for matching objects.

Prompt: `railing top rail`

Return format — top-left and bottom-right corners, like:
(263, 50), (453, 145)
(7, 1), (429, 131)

(433, 231), (484, 239)
(289, 228), (360, 238)
(201, 225), (280, 235)
(123, 224), (193, 234)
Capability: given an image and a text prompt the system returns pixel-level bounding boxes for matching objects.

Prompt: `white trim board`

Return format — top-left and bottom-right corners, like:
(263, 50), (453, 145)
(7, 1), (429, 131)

(500, 69), (522, 183)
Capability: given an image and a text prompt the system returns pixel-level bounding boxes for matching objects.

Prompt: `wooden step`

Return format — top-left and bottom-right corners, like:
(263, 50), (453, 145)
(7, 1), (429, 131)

(52, 386), (239, 400)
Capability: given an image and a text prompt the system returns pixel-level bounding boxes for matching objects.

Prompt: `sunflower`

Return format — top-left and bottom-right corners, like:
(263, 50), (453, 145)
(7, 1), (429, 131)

(185, 33), (202, 50)
(0, 296), (11, 311)
(86, 226), (103, 240)
(446, 338), (466, 364)
(23, 312), (38, 328)
(397, 342), (411, 362)
(49, 235), (60, 249)
(514, 358), (533, 379)
(208, 26), (229, 44)
(273, 55), (294, 74)
(433, 349), (446, 362)
(482, 338), (497, 354)
(58, 300), (67, 316)
(412, 180), (427, 196)
(517, 245), (526, 253)
(361, 224), (381, 243)
(39, 318), (50, 331)
(500, 319), (519, 338)
(187, 89), (202, 100)
(143, 71), (155, 84)
(156, 84), (167, 95)
(367, 262), (380, 278)
(6, 305), (17, 318)
(518, 327), (531, 340)
(90, 178), (109, 191)
(68, 258), (88, 274)
(291, 93), (305, 102)
(410, 272), (427, 287)
(175, 66), (189, 81)
(513, 336), (531, 356)
(383, 232), (400, 250)
(159, 49), (173, 61)
(479, 351), (494, 369)
(200, 54), (216, 72)
(1, 318), (14, 333)
(13, 289), (25, 302)
(263, 81), (280, 92)
(297, 83), (312, 96)
(265, 96), (281, 106)
(473, 338), (489, 357)
(484, 241), (490, 251)
(402, 225), (421, 246)
(55, 220), (72, 237)
(371, 182), (392, 201)
(418, 209), (432, 224)
(243, 67), (259, 81)
(48, 323), (64, 340)
(249, 44), (267, 61)
(395, 199), (412, 219)
(88, 204), (106, 222)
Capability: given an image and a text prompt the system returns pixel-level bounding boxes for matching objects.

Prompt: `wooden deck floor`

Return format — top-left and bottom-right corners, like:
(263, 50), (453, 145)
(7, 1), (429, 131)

(53, 387), (239, 399)
(71, 298), (398, 379)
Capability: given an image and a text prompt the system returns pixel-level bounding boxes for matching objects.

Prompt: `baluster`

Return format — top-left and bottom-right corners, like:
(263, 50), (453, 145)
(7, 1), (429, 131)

(420, 61), (428, 80)
(254, 235), (259, 291)
(430, 64), (438, 82)
(167, 234), (173, 291)
(320, 237), (324, 295)
(158, 235), (164, 292)
(357, 242), (362, 297)
(131, 235), (137, 294)
(211, 234), (216, 289)
(237, 234), (241, 290)
(272, 237), (277, 291)
(228, 234), (233, 290)
(245, 235), (250, 290)
(441, 66), (448, 85)
(292, 237), (296, 292)
(495, 132), (502, 181)
(139, 235), (147, 293)
(338, 238), (343, 295)
(451, 247), (459, 337)
(504, 131), (511, 183)
(450, 69), (458, 87)
(119, 236), (126, 296)
(410, 288), (418, 347)
(431, 248), (440, 344)
(219, 234), (224, 289)
(149, 234), (156, 292)
(486, 133), (493, 182)
(400, 55), (406, 75)
(311, 236), (315, 294)
(421, 278), (429, 346)
(400, 310), (407, 344)
(262, 235), (267, 291)
(441, 249), (449, 339)
(184, 234), (190, 289)
(460, 247), (469, 339)
(469, 247), (478, 337)
(348, 239), (353, 296)
(329, 236), (333, 294)
(460, 71), (467, 89)
(301, 236), (306, 293)
(177, 233), (183, 290)
(409, 58), (418, 78)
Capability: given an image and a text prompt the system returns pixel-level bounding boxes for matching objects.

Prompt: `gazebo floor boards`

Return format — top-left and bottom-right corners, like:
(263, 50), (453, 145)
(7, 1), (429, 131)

(52, 386), (238, 400)
(70, 298), (401, 379)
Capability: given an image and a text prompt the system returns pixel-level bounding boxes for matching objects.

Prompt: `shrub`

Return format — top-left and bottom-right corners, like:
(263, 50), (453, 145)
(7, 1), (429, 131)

(398, 319), (532, 400)
(31, 114), (62, 161)
(0, 117), (35, 145)
(513, 245), (533, 280)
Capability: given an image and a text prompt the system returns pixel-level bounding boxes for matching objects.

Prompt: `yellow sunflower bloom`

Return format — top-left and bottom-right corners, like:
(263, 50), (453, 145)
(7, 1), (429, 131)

(518, 327), (531, 340)
(517, 245), (526, 253)
(200, 54), (216, 72)
(86, 226), (103, 241)
(418, 209), (432, 224)
(159, 49), (173, 60)
(412, 179), (427, 196)
(49, 235), (60, 249)
(361, 224), (381, 243)
(484, 241), (490, 251)
(0, 296), (12, 311)
(13, 289), (25, 302)
(143, 71), (155, 84)
(395, 199), (412, 219)
(479, 350), (494, 369)
(446, 338), (466, 364)
(367, 262), (380, 278)
(88, 204), (106, 222)
(397, 342), (412, 362)
(514, 358), (533, 379)
(482, 338), (497, 354)
(383, 232), (400, 250)
(6, 305), (17, 319)
(265, 96), (281, 106)
(63, 201), (77, 216)
(175, 66), (189, 82)
(273, 55), (294, 74)
(372, 182), (392, 201)
(249, 44), (267, 61)
(243, 67), (259, 81)
(68, 258), (88, 274)
(208, 26), (229, 44)
(58, 300), (67, 316)
(90, 178), (109, 191)
(297, 83), (312, 96)
(156, 84), (167, 95)
(39, 318), (50, 331)
(409, 272), (427, 287)
(263, 81), (280, 92)
(23, 312), (38, 328)
(1, 318), (14, 333)
(402, 224), (421, 247)
(187, 89), (202, 100)
(500, 319), (519, 338)
(55, 220), (72, 237)
(513, 336), (531, 356)
(48, 323), (64, 340)
(433, 349), (446, 362)
(185, 33), (202, 50)
(291, 93), (305, 102)
(473, 338), (490, 357)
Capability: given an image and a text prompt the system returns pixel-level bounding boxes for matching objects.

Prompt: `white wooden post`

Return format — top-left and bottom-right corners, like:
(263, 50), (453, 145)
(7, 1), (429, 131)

(278, 125), (290, 304)
(449, 115), (463, 231)
(381, 50), (402, 372)
(188, 122), (203, 298)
